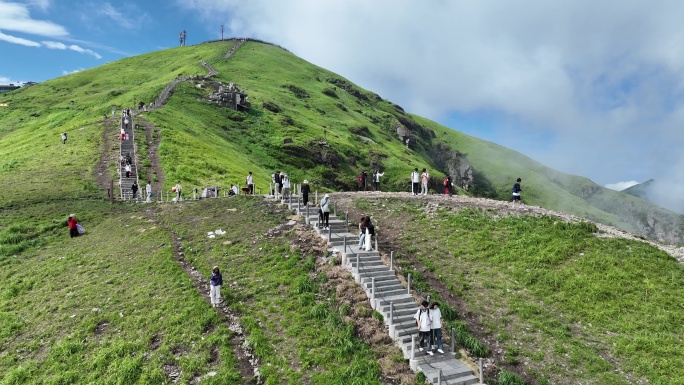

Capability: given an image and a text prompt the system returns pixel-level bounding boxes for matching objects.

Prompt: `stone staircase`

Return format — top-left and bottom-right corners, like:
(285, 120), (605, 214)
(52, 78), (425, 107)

(119, 115), (140, 200)
(281, 192), (483, 385)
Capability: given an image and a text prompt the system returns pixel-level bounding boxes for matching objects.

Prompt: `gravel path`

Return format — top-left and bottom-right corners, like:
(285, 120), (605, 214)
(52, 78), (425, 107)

(330, 191), (684, 263)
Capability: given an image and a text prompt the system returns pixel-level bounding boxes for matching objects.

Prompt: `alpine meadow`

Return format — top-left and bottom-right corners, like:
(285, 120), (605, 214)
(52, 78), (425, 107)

(1, 39), (683, 385)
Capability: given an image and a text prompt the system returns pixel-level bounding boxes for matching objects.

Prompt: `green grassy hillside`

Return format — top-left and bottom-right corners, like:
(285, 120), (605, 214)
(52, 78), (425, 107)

(2, 40), (684, 383)
(339, 196), (684, 385)
(1, 39), (681, 243)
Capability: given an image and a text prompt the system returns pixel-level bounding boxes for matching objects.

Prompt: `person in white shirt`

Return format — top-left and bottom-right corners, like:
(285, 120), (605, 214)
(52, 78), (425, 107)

(430, 302), (444, 354)
(246, 172), (254, 195)
(373, 169), (384, 191)
(414, 300), (433, 355)
(145, 181), (152, 203)
(421, 168), (429, 195)
(411, 168), (420, 195)
(281, 175), (291, 198)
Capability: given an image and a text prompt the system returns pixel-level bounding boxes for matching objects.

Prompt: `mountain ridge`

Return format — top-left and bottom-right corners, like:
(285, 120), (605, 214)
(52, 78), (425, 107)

(0, 39), (682, 244)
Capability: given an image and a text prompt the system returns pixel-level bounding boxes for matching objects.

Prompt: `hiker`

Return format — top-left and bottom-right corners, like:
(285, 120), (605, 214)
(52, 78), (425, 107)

(119, 154), (125, 166)
(282, 174), (290, 198)
(131, 181), (139, 200)
(228, 184), (236, 196)
(411, 168), (420, 195)
(124, 164), (131, 178)
(444, 175), (452, 196)
(174, 181), (182, 202)
(274, 171), (282, 195)
(358, 173), (364, 191)
(125, 153), (132, 165)
(120, 127), (125, 140)
(270, 174), (276, 195)
(301, 180), (311, 206)
(421, 168), (429, 195)
(362, 170), (368, 191)
(430, 302), (444, 354)
(320, 193), (330, 229)
(373, 169), (384, 191)
(131, 181), (139, 199)
(209, 266), (223, 308)
(512, 178), (522, 207)
(146, 181), (152, 203)
(359, 216), (375, 249)
(246, 172), (253, 195)
(67, 214), (79, 238)
(414, 300), (433, 355)
(61, 132), (67, 145)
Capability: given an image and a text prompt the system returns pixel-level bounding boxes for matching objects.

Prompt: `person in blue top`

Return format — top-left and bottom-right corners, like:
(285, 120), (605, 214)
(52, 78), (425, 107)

(512, 178), (522, 207)
(209, 266), (223, 308)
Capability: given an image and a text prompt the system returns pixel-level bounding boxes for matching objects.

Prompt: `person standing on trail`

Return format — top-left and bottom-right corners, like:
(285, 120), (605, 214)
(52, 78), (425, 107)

(174, 180), (182, 202)
(131, 181), (139, 200)
(414, 300), (433, 355)
(512, 178), (522, 207)
(61, 132), (67, 145)
(361, 170), (368, 191)
(209, 266), (223, 308)
(124, 164), (131, 178)
(270, 174), (276, 195)
(444, 175), (452, 196)
(411, 168), (420, 195)
(120, 127), (125, 140)
(281, 174), (291, 199)
(320, 193), (330, 229)
(246, 172), (254, 195)
(430, 302), (444, 354)
(358, 216), (370, 248)
(146, 181), (152, 203)
(301, 180), (311, 206)
(373, 169), (384, 191)
(421, 168), (429, 195)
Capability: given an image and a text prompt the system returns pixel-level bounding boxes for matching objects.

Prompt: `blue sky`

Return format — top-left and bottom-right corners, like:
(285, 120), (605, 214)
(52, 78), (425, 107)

(2, 0), (684, 212)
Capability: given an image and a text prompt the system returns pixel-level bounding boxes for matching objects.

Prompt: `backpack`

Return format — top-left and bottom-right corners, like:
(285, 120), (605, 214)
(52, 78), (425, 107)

(358, 174), (363, 182)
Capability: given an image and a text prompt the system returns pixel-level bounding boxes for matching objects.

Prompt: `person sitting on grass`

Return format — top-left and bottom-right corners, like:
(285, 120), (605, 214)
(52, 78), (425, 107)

(67, 214), (78, 238)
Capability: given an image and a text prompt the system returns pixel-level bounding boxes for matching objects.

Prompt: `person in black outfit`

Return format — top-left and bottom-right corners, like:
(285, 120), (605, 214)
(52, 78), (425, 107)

(131, 181), (139, 200)
(301, 180), (311, 206)
(361, 170), (368, 191)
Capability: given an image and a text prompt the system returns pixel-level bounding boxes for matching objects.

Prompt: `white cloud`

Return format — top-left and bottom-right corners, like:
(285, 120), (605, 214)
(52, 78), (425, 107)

(61, 68), (83, 75)
(0, 1), (67, 37)
(176, 0), (684, 210)
(41, 40), (65, 49)
(95, 2), (147, 30)
(0, 30), (40, 46)
(605, 181), (640, 191)
(27, 0), (50, 12)
(42, 40), (102, 59)
(67, 44), (102, 59)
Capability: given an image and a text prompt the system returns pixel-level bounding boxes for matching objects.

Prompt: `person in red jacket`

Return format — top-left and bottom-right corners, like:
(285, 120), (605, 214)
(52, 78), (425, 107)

(67, 214), (78, 238)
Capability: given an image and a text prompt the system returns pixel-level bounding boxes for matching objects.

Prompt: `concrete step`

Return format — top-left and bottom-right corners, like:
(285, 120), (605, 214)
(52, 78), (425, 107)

(349, 260), (385, 269)
(362, 281), (403, 292)
(376, 294), (415, 307)
(420, 363), (477, 385)
(359, 274), (397, 284)
(369, 288), (409, 299)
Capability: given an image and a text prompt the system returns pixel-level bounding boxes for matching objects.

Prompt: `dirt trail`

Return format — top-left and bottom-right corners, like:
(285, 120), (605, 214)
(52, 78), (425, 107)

(93, 116), (117, 190)
(143, 209), (258, 383)
(330, 191), (684, 262)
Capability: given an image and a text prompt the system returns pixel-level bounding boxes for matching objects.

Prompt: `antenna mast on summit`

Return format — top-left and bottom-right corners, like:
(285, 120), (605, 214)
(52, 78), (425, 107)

(220, 25), (224, 40)
(179, 30), (187, 46)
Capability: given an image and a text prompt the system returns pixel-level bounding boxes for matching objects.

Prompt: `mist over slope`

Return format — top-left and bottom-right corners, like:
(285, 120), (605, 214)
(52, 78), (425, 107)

(0, 40), (682, 243)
